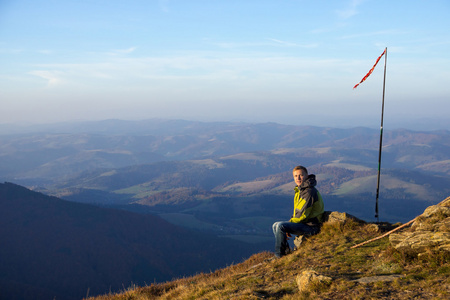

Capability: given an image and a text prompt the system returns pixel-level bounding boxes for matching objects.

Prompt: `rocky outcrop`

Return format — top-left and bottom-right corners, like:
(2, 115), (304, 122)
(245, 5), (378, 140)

(296, 269), (332, 292)
(389, 197), (450, 256)
(322, 211), (366, 224)
(294, 200), (449, 294)
(294, 211), (366, 249)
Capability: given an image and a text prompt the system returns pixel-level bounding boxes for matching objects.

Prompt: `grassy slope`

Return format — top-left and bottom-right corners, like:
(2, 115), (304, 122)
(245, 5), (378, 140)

(87, 219), (449, 300)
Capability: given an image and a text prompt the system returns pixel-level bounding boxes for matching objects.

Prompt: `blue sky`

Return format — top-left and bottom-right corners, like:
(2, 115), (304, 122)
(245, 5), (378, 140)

(1, 0), (449, 129)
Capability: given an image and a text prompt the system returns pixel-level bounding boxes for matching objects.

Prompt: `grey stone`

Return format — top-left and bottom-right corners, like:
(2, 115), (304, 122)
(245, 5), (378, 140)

(353, 274), (403, 284)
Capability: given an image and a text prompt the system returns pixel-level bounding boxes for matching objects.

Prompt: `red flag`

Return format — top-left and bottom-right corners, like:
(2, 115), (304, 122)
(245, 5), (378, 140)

(353, 49), (386, 89)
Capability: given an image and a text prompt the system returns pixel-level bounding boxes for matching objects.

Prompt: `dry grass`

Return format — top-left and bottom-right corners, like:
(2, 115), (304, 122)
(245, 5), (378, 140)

(87, 220), (449, 300)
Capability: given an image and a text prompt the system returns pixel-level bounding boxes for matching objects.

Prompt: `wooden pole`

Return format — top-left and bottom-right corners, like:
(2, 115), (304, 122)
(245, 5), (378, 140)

(350, 216), (415, 249)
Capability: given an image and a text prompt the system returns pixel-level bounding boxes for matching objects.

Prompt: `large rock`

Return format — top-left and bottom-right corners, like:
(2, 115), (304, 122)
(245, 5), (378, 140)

(293, 235), (306, 249)
(296, 269), (332, 293)
(389, 197), (450, 256)
(322, 211), (366, 224)
(294, 211), (366, 249)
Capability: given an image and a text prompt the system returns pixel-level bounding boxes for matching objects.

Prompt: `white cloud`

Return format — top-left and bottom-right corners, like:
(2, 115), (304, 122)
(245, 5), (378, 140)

(336, 0), (365, 19)
(267, 38), (298, 47)
(28, 70), (64, 87)
(212, 39), (317, 49)
(109, 47), (137, 55)
(266, 38), (318, 48)
(38, 50), (53, 55)
(0, 48), (24, 54)
(339, 29), (405, 40)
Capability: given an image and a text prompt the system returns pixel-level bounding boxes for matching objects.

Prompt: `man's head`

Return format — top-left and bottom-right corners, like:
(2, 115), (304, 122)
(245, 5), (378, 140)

(293, 165), (308, 186)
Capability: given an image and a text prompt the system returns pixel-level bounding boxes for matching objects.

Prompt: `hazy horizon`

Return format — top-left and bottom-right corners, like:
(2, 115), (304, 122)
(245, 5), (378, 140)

(1, 116), (449, 133)
(1, 1), (449, 129)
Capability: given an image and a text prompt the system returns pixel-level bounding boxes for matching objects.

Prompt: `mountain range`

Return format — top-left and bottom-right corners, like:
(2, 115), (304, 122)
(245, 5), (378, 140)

(2, 120), (448, 187)
(1, 119), (449, 299)
(1, 120), (449, 236)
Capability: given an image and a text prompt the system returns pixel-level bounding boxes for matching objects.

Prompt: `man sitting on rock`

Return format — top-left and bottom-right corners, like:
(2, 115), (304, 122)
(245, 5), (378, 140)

(272, 165), (324, 258)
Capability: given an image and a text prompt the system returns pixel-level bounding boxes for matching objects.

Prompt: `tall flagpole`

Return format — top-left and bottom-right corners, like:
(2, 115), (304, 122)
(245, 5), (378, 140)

(375, 47), (387, 222)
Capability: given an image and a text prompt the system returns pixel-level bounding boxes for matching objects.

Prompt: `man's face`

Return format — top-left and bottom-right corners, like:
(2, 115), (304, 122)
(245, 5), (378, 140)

(293, 169), (308, 187)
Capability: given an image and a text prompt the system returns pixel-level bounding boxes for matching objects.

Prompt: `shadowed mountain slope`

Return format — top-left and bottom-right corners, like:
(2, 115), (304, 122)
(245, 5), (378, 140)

(0, 182), (263, 300)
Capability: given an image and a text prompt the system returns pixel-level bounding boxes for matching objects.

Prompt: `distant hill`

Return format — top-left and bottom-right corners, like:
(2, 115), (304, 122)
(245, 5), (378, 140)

(1, 120), (448, 187)
(0, 182), (264, 300)
(53, 148), (450, 222)
(1, 120), (449, 268)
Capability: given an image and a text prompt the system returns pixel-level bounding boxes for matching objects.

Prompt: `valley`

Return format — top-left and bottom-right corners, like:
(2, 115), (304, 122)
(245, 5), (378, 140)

(2, 119), (449, 235)
(1, 119), (449, 299)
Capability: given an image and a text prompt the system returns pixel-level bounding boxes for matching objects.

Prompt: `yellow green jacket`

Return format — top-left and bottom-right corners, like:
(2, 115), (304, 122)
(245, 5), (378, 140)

(290, 174), (324, 225)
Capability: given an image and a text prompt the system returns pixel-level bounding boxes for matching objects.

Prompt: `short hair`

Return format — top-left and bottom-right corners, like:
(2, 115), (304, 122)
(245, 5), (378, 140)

(293, 165), (308, 174)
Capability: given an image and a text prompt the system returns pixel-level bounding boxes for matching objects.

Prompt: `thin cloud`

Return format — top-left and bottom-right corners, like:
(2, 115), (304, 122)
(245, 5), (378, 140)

(38, 50), (53, 55)
(28, 70), (64, 87)
(267, 38), (318, 48)
(109, 47), (137, 55)
(214, 41), (270, 49)
(0, 48), (24, 54)
(310, 27), (337, 34)
(339, 29), (404, 40)
(30, 55), (351, 86)
(336, 0), (365, 19)
(267, 38), (298, 47)
(213, 39), (317, 49)
(159, 0), (170, 13)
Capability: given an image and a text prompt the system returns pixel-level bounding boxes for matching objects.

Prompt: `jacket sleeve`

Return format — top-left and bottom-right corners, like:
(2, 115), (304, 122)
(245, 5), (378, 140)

(290, 190), (315, 223)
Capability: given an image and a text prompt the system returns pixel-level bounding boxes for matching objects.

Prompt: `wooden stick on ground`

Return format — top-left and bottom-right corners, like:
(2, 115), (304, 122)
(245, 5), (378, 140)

(350, 217), (416, 249)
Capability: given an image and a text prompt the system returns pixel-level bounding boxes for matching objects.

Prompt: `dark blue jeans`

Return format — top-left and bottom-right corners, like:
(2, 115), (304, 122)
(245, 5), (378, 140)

(272, 221), (319, 257)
